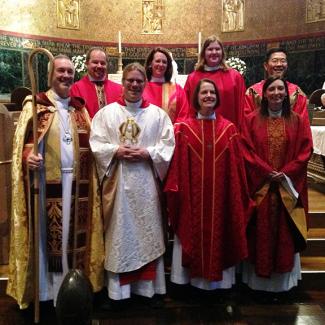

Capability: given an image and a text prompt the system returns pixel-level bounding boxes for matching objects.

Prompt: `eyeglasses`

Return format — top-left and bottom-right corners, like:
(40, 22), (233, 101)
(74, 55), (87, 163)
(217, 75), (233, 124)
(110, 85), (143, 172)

(124, 78), (145, 85)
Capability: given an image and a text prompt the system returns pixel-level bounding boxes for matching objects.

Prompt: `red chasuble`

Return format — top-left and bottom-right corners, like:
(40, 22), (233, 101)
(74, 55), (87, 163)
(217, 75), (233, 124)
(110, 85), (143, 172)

(245, 80), (309, 124)
(242, 111), (313, 277)
(70, 75), (122, 118)
(184, 68), (246, 130)
(143, 81), (189, 123)
(165, 115), (252, 281)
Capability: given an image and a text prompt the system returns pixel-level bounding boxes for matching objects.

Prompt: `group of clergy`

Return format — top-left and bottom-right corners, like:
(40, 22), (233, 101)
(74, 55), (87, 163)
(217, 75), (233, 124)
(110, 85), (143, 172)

(7, 34), (313, 312)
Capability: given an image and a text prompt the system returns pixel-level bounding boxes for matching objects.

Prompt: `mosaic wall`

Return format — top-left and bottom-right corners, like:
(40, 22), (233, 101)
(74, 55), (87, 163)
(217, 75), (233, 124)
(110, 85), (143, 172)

(1, 31), (324, 96)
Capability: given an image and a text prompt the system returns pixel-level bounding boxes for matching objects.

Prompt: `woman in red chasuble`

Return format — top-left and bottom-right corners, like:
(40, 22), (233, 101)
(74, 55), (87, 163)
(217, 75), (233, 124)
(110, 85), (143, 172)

(184, 35), (245, 131)
(165, 79), (252, 292)
(143, 47), (189, 123)
(241, 76), (313, 295)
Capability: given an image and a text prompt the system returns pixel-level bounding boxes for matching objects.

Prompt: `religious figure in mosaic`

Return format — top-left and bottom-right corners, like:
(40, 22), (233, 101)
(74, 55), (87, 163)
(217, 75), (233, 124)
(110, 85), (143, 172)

(57, 0), (80, 30)
(222, 0), (244, 32)
(142, 0), (164, 34)
(306, 0), (325, 23)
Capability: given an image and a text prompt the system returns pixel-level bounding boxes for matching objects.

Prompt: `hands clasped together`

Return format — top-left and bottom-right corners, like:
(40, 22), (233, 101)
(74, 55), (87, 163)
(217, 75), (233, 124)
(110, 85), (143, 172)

(115, 145), (150, 162)
(269, 171), (285, 182)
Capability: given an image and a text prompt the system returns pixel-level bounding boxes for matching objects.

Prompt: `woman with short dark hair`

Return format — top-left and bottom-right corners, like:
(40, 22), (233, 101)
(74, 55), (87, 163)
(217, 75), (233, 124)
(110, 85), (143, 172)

(165, 78), (251, 291)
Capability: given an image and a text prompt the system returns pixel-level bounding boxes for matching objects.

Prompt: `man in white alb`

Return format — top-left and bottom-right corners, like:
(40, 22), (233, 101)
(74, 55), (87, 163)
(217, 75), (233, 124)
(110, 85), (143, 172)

(90, 62), (175, 302)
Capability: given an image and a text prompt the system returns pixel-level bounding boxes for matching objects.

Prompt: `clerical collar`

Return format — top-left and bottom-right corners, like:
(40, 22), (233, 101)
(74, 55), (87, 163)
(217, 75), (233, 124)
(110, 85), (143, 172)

(204, 65), (221, 72)
(52, 92), (70, 110)
(150, 76), (165, 83)
(125, 99), (143, 110)
(268, 108), (282, 117)
(89, 76), (106, 84)
(197, 112), (216, 120)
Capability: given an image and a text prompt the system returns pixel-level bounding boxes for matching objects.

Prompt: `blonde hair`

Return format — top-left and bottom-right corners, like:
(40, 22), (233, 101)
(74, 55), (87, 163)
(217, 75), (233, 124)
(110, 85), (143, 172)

(196, 35), (229, 72)
(122, 62), (147, 83)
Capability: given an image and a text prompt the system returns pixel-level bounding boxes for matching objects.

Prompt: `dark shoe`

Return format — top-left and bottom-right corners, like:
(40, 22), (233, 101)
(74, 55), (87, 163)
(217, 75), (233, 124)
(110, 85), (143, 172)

(150, 295), (165, 309)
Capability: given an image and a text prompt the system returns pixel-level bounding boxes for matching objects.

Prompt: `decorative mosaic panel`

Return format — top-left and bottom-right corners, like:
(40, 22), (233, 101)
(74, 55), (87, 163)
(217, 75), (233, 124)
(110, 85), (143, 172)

(57, 0), (80, 30)
(306, 0), (325, 23)
(0, 32), (325, 95)
(222, 0), (245, 33)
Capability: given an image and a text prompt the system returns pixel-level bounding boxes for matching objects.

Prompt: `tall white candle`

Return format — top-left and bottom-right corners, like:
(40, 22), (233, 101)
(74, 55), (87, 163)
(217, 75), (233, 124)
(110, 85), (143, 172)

(118, 31), (122, 53)
(198, 32), (202, 54)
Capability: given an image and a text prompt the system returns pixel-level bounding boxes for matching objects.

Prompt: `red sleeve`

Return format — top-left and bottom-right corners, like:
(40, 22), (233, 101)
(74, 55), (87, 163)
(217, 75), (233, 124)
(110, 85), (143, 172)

(174, 84), (190, 122)
(280, 116), (313, 194)
(241, 114), (274, 193)
(234, 71), (246, 132)
(164, 124), (192, 256)
(184, 75), (192, 106)
(293, 92), (309, 125)
(70, 82), (82, 98)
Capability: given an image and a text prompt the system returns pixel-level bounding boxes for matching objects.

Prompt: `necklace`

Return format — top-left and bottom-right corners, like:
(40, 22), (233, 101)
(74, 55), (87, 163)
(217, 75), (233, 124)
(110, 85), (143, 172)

(57, 109), (73, 145)
(63, 131), (72, 145)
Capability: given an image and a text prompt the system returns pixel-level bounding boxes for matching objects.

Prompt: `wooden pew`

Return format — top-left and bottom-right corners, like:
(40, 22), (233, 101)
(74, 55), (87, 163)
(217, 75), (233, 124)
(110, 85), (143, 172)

(0, 87), (31, 265)
(0, 104), (14, 264)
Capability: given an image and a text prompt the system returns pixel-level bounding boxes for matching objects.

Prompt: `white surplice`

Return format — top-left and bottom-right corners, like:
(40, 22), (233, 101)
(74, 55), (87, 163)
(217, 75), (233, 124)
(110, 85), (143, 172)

(90, 100), (175, 299)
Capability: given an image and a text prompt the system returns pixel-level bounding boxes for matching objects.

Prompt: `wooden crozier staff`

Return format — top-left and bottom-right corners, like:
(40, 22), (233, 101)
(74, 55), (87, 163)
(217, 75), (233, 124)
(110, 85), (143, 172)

(27, 48), (54, 324)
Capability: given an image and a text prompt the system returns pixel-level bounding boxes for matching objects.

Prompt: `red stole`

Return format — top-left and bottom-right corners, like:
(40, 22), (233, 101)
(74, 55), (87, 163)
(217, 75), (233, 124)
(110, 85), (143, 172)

(119, 261), (156, 285)
(143, 81), (178, 122)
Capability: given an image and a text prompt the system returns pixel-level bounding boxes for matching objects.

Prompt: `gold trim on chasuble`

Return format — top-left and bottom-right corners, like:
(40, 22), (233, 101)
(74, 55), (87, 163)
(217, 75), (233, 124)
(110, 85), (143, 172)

(263, 117), (307, 242)
(265, 118), (287, 239)
(267, 117), (287, 170)
(198, 121), (235, 275)
(279, 186), (308, 242)
(162, 82), (177, 121)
